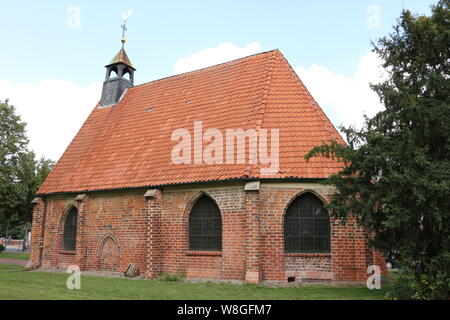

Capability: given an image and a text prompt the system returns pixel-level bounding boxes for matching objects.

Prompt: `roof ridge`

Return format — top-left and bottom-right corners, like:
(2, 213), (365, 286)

(245, 49), (279, 177)
(132, 49), (280, 89)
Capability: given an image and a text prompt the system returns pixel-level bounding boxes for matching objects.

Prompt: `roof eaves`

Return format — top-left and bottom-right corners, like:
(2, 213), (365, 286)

(35, 177), (327, 197)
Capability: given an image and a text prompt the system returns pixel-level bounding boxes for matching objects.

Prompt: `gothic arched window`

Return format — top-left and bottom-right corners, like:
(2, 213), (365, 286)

(63, 207), (78, 251)
(189, 195), (222, 251)
(284, 193), (330, 253)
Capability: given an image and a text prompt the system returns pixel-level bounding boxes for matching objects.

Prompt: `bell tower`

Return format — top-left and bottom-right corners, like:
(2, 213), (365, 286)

(100, 19), (136, 107)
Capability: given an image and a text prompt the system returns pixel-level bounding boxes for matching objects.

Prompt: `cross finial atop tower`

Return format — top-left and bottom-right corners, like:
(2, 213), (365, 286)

(120, 20), (127, 49)
(99, 10), (135, 107)
(120, 10), (132, 49)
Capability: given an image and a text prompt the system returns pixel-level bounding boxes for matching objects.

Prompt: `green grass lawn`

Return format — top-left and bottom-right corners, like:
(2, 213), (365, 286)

(0, 252), (29, 260)
(0, 264), (389, 300)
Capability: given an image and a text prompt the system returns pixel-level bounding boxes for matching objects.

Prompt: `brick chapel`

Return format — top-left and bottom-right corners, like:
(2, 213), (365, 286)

(28, 35), (386, 284)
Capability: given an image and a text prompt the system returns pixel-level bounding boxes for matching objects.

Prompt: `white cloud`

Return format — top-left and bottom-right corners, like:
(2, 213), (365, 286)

(0, 79), (102, 161)
(295, 51), (388, 130)
(174, 42), (262, 74)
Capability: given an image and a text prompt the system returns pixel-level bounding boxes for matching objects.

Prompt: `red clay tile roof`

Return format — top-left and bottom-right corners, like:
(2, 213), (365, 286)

(37, 49), (345, 195)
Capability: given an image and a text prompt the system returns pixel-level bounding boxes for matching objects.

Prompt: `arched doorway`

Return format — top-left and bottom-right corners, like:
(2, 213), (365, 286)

(99, 235), (120, 271)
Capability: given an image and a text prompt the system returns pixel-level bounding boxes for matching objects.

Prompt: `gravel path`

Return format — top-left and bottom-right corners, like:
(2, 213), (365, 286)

(0, 258), (27, 266)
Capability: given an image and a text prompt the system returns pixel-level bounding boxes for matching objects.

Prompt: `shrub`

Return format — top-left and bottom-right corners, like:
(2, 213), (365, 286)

(158, 272), (186, 282)
(388, 253), (450, 300)
(0, 244), (5, 252)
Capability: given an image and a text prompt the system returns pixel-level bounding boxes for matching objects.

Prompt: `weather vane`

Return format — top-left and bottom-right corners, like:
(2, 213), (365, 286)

(120, 10), (133, 49)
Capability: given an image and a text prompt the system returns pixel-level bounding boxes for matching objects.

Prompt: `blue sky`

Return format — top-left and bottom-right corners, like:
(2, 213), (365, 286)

(0, 0), (435, 160)
(1, 0), (432, 85)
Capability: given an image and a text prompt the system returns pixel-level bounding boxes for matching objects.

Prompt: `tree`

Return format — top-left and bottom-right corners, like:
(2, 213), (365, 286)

(305, 1), (449, 299)
(0, 99), (30, 236)
(0, 100), (54, 239)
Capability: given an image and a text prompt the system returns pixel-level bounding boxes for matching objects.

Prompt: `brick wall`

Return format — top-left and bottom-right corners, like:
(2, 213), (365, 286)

(159, 187), (247, 280)
(0, 239), (24, 246)
(29, 181), (386, 283)
(29, 191), (147, 273)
